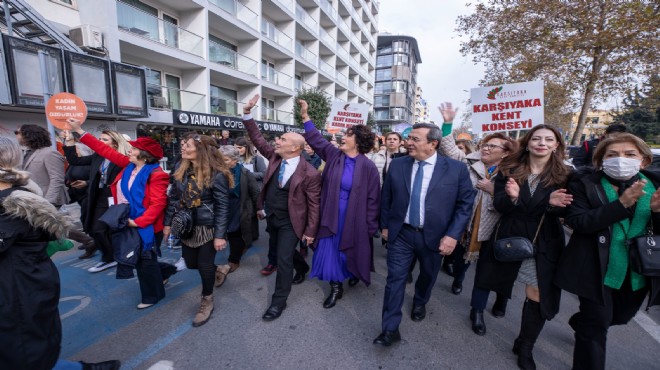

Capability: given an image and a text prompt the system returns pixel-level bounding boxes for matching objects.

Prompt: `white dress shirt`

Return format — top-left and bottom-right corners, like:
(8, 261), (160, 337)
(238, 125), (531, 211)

(404, 152), (437, 227)
(279, 156), (300, 187)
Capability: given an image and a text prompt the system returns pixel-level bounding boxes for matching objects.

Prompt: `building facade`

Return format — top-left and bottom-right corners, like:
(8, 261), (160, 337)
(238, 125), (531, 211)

(414, 85), (429, 123)
(0, 0), (379, 143)
(373, 33), (420, 131)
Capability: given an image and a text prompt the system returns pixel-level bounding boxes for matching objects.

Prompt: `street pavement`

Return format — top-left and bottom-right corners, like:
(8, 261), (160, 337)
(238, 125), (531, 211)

(55, 221), (660, 370)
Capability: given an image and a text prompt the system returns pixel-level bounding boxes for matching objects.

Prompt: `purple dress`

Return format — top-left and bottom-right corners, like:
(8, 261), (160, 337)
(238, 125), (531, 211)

(310, 157), (355, 282)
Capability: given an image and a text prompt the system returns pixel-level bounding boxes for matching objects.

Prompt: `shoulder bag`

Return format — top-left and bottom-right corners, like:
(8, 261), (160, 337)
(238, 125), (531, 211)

(628, 221), (660, 277)
(493, 214), (545, 262)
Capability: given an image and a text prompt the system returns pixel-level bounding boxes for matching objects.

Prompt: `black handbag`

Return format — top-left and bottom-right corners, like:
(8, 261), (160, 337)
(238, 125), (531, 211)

(170, 208), (193, 239)
(628, 222), (660, 277)
(493, 214), (545, 262)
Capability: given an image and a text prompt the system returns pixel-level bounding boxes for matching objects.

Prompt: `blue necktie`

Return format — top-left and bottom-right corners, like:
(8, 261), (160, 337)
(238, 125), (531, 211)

(278, 160), (287, 187)
(409, 161), (426, 228)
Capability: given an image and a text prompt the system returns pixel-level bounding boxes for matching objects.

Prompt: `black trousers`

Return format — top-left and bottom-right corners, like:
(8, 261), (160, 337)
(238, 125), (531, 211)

(91, 189), (114, 263)
(267, 214), (308, 307)
(136, 232), (176, 304)
(182, 239), (217, 296)
(381, 225), (442, 331)
(227, 229), (247, 265)
(569, 272), (648, 370)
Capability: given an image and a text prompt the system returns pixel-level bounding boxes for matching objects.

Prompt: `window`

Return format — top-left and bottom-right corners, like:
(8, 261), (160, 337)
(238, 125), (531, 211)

(209, 35), (237, 67)
(261, 98), (275, 121)
(392, 41), (408, 53)
(375, 108), (389, 120)
(210, 86), (238, 116)
(393, 53), (409, 66)
(374, 95), (389, 107)
(392, 80), (407, 93)
(375, 68), (391, 81)
(261, 59), (276, 83)
(146, 69), (180, 110)
(375, 81), (391, 94)
(162, 13), (179, 48)
(376, 55), (392, 68)
(378, 46), (392, 54)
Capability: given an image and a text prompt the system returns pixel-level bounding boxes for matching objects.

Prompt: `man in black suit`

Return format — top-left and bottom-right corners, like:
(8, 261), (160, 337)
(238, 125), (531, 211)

(374, 123), (475, 346)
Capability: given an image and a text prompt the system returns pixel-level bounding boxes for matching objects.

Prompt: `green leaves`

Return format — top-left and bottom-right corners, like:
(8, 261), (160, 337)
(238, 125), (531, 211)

(294, 87), (332, 130)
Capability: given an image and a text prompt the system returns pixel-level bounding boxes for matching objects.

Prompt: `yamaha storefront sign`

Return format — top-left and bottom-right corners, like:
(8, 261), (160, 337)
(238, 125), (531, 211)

(173, 110), (304, 135)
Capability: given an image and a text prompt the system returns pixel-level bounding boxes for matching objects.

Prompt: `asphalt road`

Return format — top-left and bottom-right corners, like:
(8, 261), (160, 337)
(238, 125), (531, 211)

(55, 220), (660, 370)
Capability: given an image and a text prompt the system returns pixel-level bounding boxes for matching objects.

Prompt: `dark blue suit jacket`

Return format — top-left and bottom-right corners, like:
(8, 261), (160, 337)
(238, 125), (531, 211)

(380, 154), (475, 251)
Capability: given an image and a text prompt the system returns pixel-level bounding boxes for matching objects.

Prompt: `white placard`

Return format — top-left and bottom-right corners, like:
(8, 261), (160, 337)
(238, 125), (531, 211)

(326, 101), (369, 131)
(471, 80), (544, 134)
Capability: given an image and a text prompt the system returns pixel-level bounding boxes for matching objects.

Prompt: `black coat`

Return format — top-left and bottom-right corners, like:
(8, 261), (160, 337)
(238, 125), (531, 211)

(475, 173), (566, 320)
(63, 146), (121, 231)
(555, 168), (660, 308)
(0, 187), (62, 370)
(164, 171), (230, 239)
(227, 166), (260, 245)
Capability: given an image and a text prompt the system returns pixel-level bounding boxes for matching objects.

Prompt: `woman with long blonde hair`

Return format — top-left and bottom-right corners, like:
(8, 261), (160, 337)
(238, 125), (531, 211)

(164, 133), (234, 327)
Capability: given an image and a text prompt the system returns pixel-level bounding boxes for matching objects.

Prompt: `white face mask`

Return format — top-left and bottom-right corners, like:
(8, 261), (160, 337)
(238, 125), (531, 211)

(602, 157), (642, 180)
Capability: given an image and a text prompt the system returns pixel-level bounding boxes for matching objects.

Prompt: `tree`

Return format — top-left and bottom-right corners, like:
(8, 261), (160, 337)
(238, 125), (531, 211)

(366, 112), (376, 127)
(456, 0), (659, 145)
(612, 76), (660, 141)
(293, 87), (332, 130)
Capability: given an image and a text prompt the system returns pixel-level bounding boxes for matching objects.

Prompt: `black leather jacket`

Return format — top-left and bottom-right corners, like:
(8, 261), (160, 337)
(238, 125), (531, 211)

(164, 171), (230, 239)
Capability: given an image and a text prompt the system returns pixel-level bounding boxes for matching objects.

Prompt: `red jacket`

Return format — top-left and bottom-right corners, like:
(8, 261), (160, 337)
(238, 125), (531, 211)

(80, 133), (169, 233)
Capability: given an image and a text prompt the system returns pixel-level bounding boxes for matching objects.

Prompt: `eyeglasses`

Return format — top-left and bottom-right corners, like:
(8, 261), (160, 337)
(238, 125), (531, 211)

(481, 143), (505, 150)
(14, 130), (20, 135)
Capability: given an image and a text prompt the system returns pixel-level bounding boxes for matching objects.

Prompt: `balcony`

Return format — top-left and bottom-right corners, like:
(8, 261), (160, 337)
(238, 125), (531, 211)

(336, 45), (349, 62)
(262, 66), (293, 90)
(319, 0), (338, 22)
(318, 27), (335, 48)
(335, 70), (348, 86)
(210, 96), (244, 117)
(209, 40), (258, 77)
(295, 79), (315, 91)
(262, 19), (293, 51)
(209, 0), (258, 29)
(295, 42), (317, 66)
(116, 1), (204, 57)
(147, 84), (205, 112)
(261, 107), (293, 125)
(318, 59), (334, 77)
(272, 0), (294, 12)
(295, 4), (319, 34)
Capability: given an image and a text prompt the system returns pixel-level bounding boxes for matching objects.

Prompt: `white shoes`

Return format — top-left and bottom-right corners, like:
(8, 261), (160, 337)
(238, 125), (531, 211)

(88, 261), (118, 273)
(137, 303), (154, 309)
(175, 257), (187, 272)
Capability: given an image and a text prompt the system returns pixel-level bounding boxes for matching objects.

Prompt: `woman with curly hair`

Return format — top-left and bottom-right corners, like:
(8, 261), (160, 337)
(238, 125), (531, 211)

(299, 100), (381, 308)
(163, 134), (233, 327)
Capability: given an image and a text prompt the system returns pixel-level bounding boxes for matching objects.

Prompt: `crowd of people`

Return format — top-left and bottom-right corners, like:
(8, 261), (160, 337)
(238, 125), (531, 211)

(2, 95), (660, 370)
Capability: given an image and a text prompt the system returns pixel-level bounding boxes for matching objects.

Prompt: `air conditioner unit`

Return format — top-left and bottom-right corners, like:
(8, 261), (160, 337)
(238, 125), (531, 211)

(70, 25), (103, 49)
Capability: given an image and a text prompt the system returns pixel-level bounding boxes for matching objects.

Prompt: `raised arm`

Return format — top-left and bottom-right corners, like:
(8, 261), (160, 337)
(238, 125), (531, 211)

(66, 119), (130, 168)
(437, 103), (466, 162)
(299, 99), (341, 162)
(242, 94), (275, 160)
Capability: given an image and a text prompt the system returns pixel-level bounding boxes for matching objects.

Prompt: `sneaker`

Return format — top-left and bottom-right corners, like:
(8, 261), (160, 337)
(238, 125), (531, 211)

(80, 360), (121, 370)
(174, 257), (187, 272)
(88, 261), (118, 273)
(260, 264), (277, 276)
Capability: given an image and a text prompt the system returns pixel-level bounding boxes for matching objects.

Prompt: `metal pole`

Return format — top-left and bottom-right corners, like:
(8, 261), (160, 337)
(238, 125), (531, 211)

(38, 50), (57, 150)
(3, 0), (12, 37)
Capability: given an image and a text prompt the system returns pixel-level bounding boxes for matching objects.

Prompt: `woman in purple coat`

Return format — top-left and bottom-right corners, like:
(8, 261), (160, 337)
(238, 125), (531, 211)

(299, 100), (381, 308)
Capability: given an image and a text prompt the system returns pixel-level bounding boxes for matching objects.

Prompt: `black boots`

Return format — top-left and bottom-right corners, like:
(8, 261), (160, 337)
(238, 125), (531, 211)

(323, 281), (344, 308)
(470, 308), (486, 336)
(492, 293), (508, 318)
(513, 299), (546, 370)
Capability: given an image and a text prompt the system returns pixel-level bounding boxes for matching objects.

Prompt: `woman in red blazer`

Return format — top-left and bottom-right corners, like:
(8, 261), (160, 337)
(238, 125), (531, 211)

(67, 119), (176, 309)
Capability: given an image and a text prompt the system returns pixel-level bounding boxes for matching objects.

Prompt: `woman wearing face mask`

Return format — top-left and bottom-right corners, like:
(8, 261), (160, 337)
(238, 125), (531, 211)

(555, 133), (660, 370)
(474, 125), (573, 370)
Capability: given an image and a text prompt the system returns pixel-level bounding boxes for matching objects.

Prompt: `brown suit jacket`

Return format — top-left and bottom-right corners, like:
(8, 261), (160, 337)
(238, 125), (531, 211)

(243, 118), (321, 239)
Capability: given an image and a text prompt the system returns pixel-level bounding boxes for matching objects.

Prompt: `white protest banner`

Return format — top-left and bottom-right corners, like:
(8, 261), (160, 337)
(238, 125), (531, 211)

(471, 80), (544, 134)
(326, 101), (369, 131)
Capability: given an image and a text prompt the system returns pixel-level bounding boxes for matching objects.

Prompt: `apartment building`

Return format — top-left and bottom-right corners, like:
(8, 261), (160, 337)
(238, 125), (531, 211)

(0, 0), (379, 142)
(373, 33), (421, 131)
(414, 85), (429, 123)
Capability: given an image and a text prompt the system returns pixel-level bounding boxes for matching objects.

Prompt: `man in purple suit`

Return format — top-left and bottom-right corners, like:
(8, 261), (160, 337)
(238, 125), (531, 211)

(242, 94), (322, 321)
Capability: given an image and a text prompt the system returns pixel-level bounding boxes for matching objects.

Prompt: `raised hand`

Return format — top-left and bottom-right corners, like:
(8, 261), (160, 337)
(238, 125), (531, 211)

(66, 118), (85, 134)
(549, 189), (573, 207)
(438, 102), (459, 123)
(298, 99), (309, 120)
(651, 187), (660, 212)
(505, 177), (520, 201)
(243, 94), (260, 114)
(619, 179), (648, 208)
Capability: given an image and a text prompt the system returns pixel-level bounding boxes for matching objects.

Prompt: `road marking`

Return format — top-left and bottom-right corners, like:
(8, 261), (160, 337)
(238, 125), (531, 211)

(634, 311), (660, 344)
(120, 322), (192, 370)
(60, 296), (92, 319)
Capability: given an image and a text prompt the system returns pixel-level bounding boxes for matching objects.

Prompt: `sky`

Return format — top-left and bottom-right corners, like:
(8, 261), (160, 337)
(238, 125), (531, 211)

(377, 0), (484, 125)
